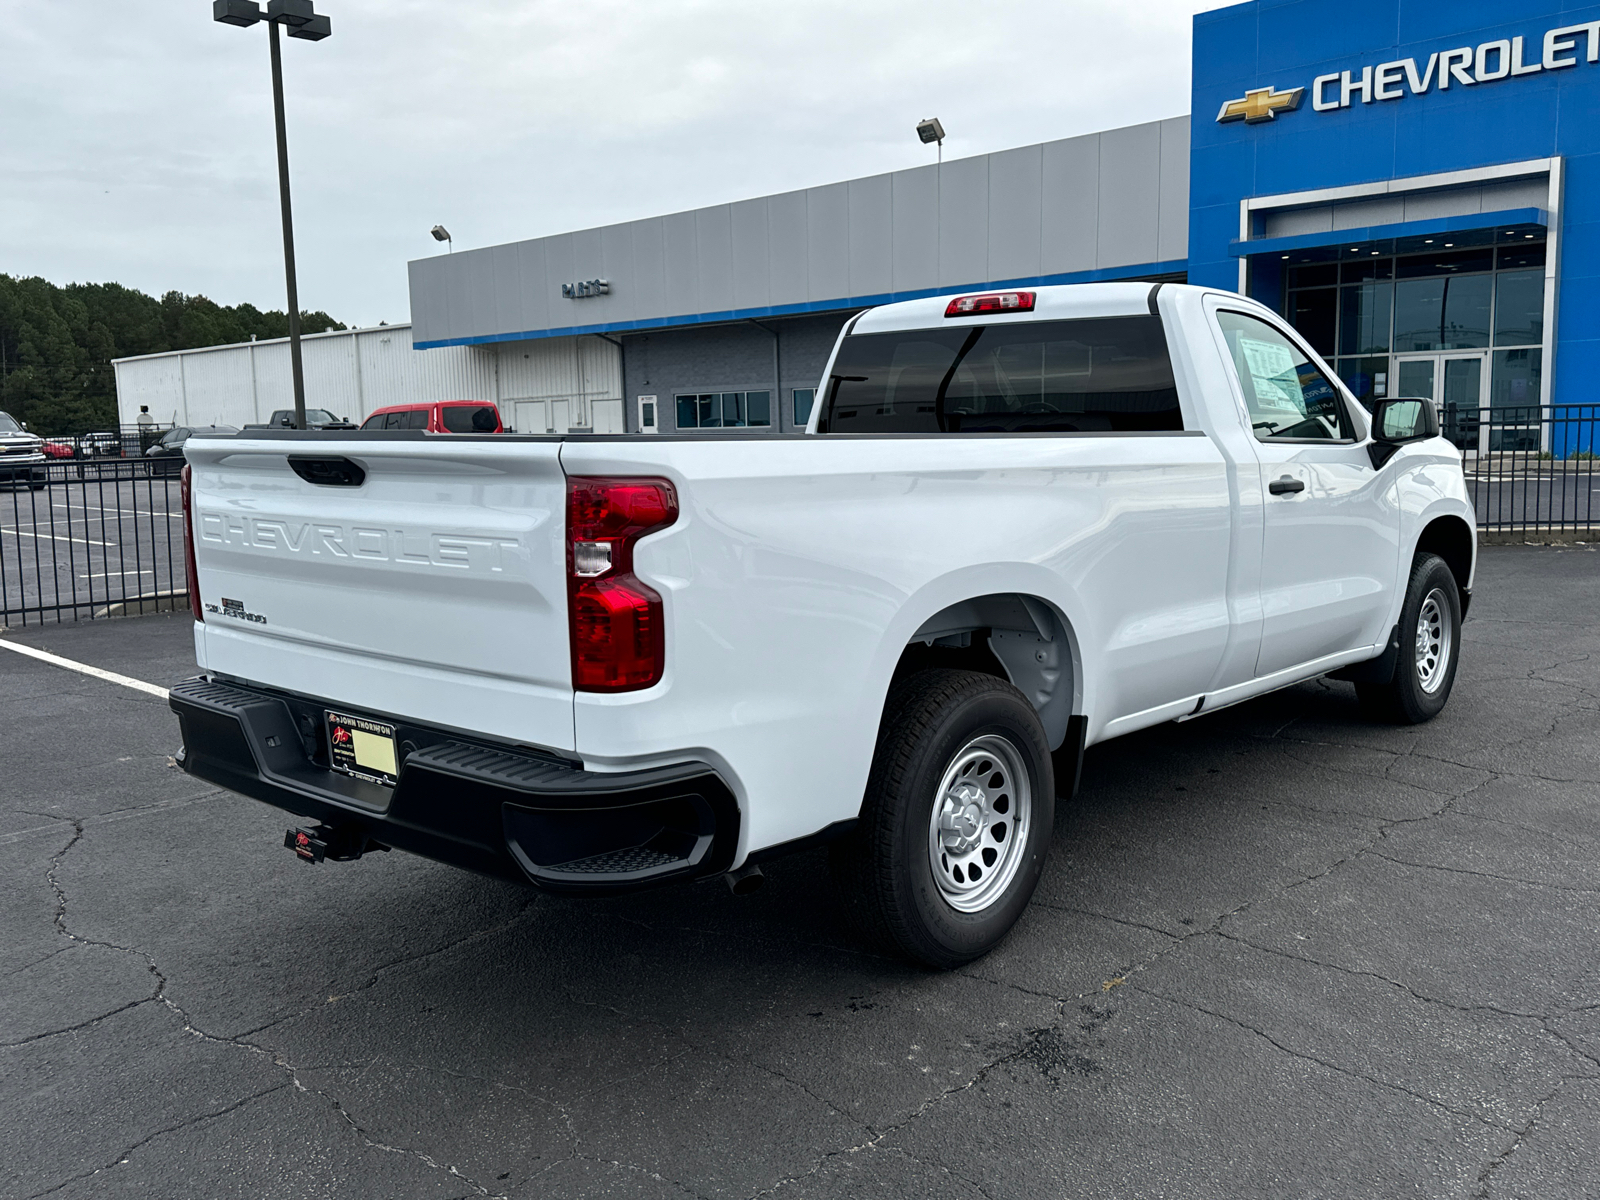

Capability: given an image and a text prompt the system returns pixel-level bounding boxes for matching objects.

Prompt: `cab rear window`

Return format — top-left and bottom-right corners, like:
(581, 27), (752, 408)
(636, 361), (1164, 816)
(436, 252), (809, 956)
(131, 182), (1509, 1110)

(440, 405), (498, 433)
(817, 316), (1182, 434)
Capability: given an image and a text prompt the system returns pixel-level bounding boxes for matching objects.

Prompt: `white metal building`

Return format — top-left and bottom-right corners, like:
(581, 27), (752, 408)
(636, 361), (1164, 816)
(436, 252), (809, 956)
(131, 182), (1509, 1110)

(111, 323), (625, 433)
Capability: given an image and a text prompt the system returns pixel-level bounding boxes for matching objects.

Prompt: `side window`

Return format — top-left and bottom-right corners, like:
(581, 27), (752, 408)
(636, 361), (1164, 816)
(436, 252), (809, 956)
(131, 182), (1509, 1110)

(360, 413), (385, 430)
(404, 409), (429, 430)
(819, 317), (1182, 434)
(1216, 311), (1354, 441)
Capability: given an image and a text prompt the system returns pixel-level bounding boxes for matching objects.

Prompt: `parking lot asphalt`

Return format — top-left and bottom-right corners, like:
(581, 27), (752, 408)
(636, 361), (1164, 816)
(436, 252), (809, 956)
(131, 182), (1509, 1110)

(3, 543), (1598, 1200)
(2, 474), (186, 625)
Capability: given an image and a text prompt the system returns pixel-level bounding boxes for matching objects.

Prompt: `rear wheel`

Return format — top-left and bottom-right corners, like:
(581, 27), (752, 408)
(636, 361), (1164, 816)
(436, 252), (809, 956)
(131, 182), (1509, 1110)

(831, 669), (1054, 968)
(1357, 552), (1462, 724)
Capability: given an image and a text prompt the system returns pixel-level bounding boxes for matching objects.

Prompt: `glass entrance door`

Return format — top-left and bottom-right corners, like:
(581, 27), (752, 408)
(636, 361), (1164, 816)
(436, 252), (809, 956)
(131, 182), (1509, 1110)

(1395, 357), (1435, 404)
(1393, 352), (1487, 449)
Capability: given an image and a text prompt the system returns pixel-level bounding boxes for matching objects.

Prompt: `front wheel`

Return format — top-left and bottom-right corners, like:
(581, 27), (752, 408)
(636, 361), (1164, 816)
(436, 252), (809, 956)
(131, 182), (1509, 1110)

(1357, 552), (1462, 724)
(831, 669), (1054, 969)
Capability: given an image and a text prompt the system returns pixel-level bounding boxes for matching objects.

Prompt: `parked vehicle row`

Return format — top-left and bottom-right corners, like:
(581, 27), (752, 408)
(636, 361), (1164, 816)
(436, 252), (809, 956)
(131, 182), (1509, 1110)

(0, 403), (508, 488)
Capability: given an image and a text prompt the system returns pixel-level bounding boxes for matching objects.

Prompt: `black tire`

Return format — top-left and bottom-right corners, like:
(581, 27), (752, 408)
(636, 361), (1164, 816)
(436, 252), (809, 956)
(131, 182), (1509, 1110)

(830, 668), (1055, 969)
(1357, 552), (1462, 724)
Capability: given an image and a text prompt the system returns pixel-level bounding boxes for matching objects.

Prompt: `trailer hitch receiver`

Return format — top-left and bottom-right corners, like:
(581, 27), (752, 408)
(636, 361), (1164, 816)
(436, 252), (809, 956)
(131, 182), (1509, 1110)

(284, 824), (388, 864)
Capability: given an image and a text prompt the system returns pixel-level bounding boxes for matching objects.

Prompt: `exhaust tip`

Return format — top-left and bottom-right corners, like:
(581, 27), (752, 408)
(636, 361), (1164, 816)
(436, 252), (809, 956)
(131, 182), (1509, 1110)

(724, 864), (765, 896)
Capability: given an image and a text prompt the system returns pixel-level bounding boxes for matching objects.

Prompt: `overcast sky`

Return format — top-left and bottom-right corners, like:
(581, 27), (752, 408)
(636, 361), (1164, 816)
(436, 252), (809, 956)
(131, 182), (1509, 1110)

(1, 0), (1228, 329)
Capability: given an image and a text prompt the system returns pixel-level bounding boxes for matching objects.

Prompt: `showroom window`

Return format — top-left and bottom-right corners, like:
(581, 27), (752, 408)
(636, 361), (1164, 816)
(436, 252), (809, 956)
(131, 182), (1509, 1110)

(675, 391), (771, 429)
(1282, 242), (1546, 409)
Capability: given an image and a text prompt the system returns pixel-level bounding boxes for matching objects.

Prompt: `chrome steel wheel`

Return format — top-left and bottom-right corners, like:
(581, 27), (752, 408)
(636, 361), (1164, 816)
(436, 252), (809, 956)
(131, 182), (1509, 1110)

(927, 733), (1032, 914)
(1415, 587), (1452, 694)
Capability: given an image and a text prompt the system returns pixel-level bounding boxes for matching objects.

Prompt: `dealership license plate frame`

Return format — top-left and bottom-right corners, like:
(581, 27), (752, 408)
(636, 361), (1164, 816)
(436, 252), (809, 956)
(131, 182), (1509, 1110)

(325, 711), (401, 788)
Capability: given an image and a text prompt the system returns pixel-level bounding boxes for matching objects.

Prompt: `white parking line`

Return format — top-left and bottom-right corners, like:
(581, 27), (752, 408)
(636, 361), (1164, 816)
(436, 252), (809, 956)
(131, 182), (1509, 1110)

(1, 527), (118, 547)
(0, 639), (169, 698)
(52, 503), (181, 519)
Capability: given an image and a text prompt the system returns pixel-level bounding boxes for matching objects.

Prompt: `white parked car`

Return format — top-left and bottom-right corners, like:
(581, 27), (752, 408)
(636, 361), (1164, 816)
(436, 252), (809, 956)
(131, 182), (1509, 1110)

(169, 283), (1475, 967)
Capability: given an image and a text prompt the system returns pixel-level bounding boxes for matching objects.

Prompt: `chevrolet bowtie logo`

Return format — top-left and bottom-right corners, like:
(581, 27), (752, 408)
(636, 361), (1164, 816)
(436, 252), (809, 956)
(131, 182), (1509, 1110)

(1216, 86), (1305, 124)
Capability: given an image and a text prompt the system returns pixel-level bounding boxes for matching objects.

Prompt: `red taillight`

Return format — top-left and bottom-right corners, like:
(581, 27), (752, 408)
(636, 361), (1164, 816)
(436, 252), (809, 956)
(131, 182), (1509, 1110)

(944, 290), (1036, 317)
(567, 477), (678, 692)
(181, 464), (202, 623)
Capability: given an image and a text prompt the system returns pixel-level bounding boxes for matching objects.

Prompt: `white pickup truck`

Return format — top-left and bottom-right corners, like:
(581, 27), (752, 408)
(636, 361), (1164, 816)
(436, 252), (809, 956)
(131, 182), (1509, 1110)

(169, 282), (1475, 967)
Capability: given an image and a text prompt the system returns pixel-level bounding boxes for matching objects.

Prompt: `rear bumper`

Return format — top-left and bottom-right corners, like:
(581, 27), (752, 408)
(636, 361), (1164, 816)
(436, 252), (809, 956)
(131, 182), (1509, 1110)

(169, 677), (740, 894)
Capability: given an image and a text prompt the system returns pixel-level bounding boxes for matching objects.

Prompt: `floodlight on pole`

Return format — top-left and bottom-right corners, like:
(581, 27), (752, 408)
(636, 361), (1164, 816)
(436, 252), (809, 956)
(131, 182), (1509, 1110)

(211, 0), (332, 431)
(431, 225), (453, 252)
(916, 117), (945, 165)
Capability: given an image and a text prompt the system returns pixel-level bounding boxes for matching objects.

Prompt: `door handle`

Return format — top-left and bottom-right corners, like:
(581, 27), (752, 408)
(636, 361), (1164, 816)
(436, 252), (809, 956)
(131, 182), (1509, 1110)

(1268, 476), (1305, 496)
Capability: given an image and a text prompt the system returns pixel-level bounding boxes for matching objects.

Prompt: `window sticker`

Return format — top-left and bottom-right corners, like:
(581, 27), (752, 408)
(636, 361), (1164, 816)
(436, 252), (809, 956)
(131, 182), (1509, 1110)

(1240, 337), (1303, 410)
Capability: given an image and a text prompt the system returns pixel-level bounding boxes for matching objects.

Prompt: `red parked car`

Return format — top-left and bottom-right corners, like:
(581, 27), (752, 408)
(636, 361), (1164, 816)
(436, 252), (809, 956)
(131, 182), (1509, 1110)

(359, 401), (503, 433)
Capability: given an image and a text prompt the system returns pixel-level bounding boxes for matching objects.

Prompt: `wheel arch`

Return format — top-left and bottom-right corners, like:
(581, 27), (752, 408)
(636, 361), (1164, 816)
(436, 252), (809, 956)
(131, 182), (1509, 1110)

(893, 591), (1083, 753)
(1414, 514), (1476, 616)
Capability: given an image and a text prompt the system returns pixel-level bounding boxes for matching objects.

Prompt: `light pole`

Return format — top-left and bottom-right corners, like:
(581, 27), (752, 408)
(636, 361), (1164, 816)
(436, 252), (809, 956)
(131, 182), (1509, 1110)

(213, 0), (331, 431)
(917, 117), (946, 166)
(431, 225), (453, 252)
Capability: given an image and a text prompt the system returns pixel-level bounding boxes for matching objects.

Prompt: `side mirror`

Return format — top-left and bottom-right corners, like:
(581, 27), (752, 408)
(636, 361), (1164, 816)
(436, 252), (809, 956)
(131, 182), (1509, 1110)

(1368, 397), (1439, 468)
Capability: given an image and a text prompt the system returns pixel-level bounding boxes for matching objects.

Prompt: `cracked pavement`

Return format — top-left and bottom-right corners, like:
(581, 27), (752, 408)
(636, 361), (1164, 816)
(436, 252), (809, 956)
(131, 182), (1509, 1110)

(3, 543), (1598, 1198)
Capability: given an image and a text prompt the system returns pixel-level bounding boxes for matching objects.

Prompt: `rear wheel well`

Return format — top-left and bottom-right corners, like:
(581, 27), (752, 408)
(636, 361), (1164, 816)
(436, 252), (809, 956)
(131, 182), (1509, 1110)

(893, 594), (1077, 752)
(1415, 517), (1474, 611)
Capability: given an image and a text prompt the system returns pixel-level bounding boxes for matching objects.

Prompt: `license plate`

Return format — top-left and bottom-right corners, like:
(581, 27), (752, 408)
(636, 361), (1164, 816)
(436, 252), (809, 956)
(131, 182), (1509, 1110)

(326, 711), (400, 787)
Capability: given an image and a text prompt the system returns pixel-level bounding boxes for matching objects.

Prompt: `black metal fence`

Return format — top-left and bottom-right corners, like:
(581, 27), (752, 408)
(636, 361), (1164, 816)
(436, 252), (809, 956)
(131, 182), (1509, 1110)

(2, 410), (1595, 628)
(1458, 406), (1597, 537)
(2, 459), (187, 627)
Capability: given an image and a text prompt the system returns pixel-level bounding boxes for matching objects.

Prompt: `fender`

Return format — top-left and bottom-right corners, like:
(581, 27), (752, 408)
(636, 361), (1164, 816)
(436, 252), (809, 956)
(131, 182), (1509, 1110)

(1386, 448), (1478, 630)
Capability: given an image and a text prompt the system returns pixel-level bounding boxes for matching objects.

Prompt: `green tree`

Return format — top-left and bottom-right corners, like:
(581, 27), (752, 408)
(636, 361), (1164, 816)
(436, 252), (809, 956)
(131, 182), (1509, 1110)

(0, 275), (346, 435)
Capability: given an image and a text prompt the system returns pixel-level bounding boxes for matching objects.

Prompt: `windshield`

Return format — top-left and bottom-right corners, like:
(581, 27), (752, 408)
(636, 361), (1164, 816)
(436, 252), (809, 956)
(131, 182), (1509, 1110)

(307, 409), (338, 424)
(0, 413), (20, 433)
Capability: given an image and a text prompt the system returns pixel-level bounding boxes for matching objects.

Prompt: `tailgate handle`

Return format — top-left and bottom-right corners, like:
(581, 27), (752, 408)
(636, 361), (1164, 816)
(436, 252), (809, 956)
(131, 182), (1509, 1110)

(289, 456), (366, 487)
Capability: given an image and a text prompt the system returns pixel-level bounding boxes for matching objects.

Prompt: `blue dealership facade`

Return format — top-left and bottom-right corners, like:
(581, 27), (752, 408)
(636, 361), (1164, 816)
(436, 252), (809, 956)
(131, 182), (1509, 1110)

(407, 0), (1597, 451)
(1191, 0), (1600, 454)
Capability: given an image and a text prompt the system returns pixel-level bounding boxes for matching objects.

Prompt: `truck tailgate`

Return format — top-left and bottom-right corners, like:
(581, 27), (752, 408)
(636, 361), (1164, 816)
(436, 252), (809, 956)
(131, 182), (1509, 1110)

(184, 437), (574, 752)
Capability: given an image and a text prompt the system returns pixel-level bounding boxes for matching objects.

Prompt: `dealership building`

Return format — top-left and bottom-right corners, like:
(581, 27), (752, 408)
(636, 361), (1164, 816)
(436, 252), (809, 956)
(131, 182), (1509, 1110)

(119, 0), (1598, 449)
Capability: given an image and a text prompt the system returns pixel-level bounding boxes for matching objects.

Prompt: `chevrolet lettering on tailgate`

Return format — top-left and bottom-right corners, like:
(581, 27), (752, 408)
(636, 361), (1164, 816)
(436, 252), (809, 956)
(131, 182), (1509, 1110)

(198, 513), (522, 573)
